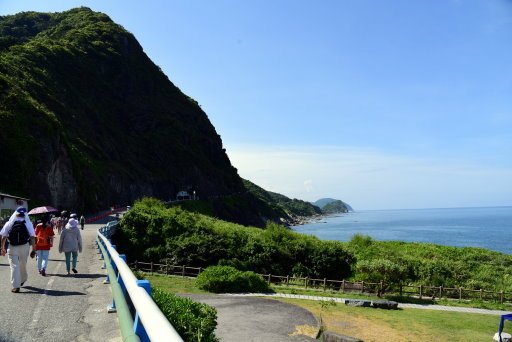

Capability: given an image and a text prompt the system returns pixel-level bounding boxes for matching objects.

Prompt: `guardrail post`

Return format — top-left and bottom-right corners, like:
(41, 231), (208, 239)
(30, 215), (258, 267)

(133, 280), (151, 342)
(118, 254), (128, 296)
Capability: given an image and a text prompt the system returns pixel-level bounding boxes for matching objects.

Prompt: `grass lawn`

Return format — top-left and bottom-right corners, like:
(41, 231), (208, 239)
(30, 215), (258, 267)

(279, 298), (500, 342)
(143, 273), (507, 342)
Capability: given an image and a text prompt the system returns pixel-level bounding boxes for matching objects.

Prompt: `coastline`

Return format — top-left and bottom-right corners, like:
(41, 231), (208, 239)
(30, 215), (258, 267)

(284, 212), (349, 228)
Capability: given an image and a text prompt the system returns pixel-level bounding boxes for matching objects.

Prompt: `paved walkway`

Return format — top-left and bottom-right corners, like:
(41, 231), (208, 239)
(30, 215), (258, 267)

(224, 293), (512, 316)
(0, 217), (121, 341)
(183, 294), (318, 341)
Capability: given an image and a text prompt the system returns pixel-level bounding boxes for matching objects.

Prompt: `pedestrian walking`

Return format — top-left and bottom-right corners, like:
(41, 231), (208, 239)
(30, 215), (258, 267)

(79, 215), (85, 230)
(34, 217), (55, 276)
(50, 214), (58, 230)
(58, 213), (82, 275)
(0, 207), (36, 293)
(57, 210), (69, 235)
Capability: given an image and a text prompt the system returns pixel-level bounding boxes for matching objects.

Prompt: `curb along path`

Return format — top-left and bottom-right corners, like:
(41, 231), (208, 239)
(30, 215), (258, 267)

(224, 293), (512, 316)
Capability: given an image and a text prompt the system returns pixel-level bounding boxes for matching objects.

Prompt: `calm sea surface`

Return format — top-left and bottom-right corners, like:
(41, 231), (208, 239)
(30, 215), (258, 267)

(292, 206), (512, 254)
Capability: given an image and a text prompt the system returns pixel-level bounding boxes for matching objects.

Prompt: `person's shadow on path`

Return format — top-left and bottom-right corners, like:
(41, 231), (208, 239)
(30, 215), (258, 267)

(49, 273), (104, 279)
(21, 286), (85, 296)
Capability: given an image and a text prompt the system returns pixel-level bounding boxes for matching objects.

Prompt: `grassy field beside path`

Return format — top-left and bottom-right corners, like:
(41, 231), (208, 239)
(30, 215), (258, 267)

(143, 273), (505, 342)
(279, 298), (499, 342)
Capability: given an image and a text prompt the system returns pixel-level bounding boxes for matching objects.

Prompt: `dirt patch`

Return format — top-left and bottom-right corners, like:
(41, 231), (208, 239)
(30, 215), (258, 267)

(288, 324), (318, 338)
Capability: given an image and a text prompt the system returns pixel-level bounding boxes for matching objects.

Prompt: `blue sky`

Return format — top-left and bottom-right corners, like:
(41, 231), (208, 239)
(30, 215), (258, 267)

(2, 1), (511, 210)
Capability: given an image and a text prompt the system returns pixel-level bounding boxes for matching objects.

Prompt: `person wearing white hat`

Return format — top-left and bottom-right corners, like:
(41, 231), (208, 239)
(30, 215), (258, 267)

(58, 213), (82, 275)
(0, 207), (36, 293)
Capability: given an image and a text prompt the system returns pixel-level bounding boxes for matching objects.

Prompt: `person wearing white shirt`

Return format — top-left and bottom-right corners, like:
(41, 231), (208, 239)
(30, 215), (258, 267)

(0, 207), (36, 293)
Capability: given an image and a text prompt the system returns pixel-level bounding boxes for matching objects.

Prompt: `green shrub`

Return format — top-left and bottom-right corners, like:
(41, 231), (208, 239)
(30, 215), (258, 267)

(195, 265), (271, 293)
(152, 288), (218, 342)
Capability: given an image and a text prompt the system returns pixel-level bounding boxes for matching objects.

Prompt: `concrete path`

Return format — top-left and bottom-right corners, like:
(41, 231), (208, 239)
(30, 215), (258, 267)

(183, 294), (318, 342)
(227, 293), (512, 316)
(0, 218), (121, 342)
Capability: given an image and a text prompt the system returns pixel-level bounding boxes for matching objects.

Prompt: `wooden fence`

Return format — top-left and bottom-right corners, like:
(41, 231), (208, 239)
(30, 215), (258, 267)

(132, 261), (512, 304)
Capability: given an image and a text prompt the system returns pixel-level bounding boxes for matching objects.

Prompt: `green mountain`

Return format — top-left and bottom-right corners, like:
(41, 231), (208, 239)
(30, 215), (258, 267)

(0, 8), (244, 212)
(243, 179), (321, 224)
(314, 198), (353, 213)
(322, 200), (352, 214)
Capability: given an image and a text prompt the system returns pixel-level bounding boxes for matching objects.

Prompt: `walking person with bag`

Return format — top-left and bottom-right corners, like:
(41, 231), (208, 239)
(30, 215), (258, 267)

(0, 207), (36, 293)
(34, 216), (55, 276)
(58, 213), (82, 275)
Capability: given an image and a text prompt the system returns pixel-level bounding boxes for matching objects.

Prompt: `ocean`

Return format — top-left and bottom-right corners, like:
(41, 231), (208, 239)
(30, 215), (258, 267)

(292, 206), (512, 254)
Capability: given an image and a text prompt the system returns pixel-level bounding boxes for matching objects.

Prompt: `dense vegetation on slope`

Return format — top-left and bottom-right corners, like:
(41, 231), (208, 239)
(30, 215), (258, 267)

(314, 198), (352, 213)
(322, 200), (351, 214)
(0, 8), (242, 211)
(118, 198), (512, 292)
(347, 234), (512, 292)
(243, 179), (321, 219)
(114, 198), (354, 280)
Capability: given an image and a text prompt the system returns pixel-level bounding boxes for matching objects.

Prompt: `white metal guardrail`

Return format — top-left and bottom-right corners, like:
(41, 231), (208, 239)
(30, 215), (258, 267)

(98, 223), (183, 342)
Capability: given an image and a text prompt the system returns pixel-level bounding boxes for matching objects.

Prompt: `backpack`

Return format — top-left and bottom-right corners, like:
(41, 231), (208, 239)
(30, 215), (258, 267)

(8, 220), (30, 246)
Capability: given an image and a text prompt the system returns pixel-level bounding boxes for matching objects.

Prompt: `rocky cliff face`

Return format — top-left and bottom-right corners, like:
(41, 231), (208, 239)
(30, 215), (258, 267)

(0, 8), (244, 212)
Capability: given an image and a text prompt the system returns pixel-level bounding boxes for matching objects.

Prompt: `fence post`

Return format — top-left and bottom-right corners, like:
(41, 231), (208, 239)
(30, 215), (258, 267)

(150, 262), (154, 275)
(380, 281), (383, 296)
(361, 281), (364, 294)
(323, 278), (327, 292)
(399, 284), (402, 297)
(198, 267), (202, 276)
(439, 286), (443, 299)
(182, 265), (186, 277)
(305, 277), (308, 289)
(286, 275), (289, 286)
(500, 291), (504, 304)
(341, 280), (345, 292)
(480, 289), (483, 300)
(267, 274), (271, 284)
(419, 285), (423, 299)
(165, 260), (169, 275)
(459, 287), (462, 300)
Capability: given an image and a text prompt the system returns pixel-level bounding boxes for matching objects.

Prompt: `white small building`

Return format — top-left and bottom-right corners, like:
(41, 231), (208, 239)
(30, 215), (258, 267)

(0, 192), (29, 224)
(176, 191), (191, 201)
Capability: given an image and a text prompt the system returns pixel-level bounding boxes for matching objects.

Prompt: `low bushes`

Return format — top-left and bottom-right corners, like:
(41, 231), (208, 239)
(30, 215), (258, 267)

(195, 265), (271, 293)
(115, 197), (353, 280)
(152, 288), (218, 342)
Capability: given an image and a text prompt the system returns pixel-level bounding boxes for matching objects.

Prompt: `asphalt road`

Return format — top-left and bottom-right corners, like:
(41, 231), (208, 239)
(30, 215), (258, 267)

(183, 294), (319, 342)
(0, 219), (121, 342)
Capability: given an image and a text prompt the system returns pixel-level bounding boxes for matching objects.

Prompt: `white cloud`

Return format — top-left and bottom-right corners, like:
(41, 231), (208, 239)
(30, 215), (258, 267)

(226, 144), (512, 210)
(303, 180), (313, 192)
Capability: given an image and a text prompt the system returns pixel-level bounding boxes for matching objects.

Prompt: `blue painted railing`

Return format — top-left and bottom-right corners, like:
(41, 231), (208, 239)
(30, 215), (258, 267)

(97, 222), (183, 342)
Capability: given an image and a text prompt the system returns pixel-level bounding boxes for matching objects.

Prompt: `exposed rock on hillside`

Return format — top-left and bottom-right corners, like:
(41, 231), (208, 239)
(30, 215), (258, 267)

(0, 8), (244, 211)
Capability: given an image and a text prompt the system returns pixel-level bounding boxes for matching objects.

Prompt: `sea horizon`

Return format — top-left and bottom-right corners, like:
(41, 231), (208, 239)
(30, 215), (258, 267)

(293, 206), (512, 254)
